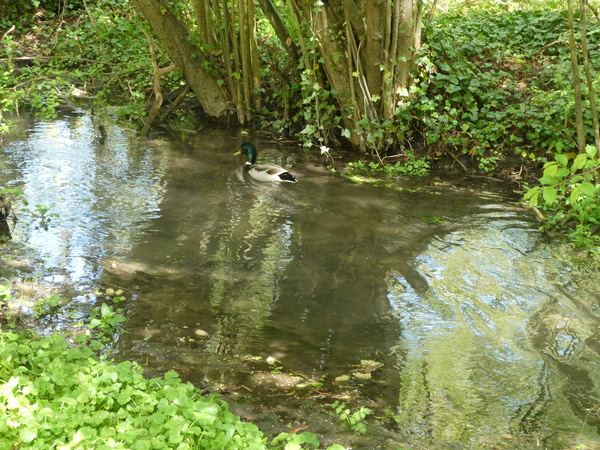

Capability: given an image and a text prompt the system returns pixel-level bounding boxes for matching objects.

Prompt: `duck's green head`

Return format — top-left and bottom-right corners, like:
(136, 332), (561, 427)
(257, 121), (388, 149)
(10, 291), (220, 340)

(234, 142), (257, 164)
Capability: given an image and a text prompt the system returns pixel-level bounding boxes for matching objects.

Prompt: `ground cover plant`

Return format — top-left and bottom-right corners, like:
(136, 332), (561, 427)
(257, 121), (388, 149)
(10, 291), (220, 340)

(410, 9), (595, 171)
(0, 0), (163, 127)
(0, 281), (349, 449)
(0, 324), (345, 449)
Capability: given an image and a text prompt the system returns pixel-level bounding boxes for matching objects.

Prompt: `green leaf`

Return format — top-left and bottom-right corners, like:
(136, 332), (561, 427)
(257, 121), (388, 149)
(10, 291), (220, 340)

(20, 427), (37, 443)
(557, 167), (570, 178)
(570, 185), (581, 204)
(586, 145), (598, 158)
(527, 188), (540, 207)
(542, 161), (558, 177)
(570, 175), (584, 184)
(580, 182), (596, 197)
(538, 175), (557, 186)
(542, 186), (557, 205)
(300, 124), (315, 135)
(555, 154), (568, 167)
(572, 153), (588, 171)
(297, 432), (321, 447)
(116, 391), (131, 405)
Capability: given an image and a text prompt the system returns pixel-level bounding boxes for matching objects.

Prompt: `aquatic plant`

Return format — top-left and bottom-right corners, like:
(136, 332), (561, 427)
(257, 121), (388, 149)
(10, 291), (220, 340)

(330, 400), (373, 435)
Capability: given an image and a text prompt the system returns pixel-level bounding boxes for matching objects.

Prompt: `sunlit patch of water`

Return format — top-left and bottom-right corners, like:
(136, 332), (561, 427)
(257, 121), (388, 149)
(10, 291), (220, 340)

(2, 114), (600, 448)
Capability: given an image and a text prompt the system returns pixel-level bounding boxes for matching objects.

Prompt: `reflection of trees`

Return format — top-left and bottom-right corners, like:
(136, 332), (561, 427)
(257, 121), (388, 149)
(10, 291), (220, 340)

(4, 112), (168, 282)
(389, 218), (600, 445)
(527, 292), (600, 433)
(205, 187), (296, 355)
(120, 162), (427, 411)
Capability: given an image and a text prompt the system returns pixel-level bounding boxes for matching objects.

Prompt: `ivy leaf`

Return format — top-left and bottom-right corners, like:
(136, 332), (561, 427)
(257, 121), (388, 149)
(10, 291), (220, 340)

(300, 124), (315, 135)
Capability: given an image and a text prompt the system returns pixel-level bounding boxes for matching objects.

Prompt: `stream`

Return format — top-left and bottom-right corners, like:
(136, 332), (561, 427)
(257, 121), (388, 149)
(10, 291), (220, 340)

(1, 110), (600, 449)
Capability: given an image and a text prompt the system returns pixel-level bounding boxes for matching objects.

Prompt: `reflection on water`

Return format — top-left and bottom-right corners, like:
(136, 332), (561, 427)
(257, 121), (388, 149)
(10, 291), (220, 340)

(1, 112), (600, 448)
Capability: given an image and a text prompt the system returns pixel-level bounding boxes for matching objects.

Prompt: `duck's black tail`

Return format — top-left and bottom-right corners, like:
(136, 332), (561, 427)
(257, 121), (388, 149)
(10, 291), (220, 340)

(279, 172), (298, 183)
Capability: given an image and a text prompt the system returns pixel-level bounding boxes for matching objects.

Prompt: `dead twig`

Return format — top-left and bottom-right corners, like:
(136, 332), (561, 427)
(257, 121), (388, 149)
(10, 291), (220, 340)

(140, 29), (176, 137)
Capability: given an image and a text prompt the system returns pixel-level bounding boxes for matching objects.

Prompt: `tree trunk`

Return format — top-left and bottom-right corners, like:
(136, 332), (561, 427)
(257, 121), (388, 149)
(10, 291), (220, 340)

(364, 0), (385, 102)
(567, 0), (586, 152)
(580, 0), (600, 154)
(191, 0), (215, 47)
(132, 0), (232, 121)
(286, 0), (422, 153)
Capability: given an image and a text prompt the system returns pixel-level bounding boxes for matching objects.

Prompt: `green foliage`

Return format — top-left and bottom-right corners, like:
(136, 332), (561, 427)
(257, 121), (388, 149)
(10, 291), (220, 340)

(30, 204), (59, 231)
(88, 301), (127, 336)
(270, 431), (322, 449)
(0, 282), (341, 449)
(0, 324), (346, 449)
(0, 0), (160, 125)
(32, 294), (62, 318)
(523, 145), (600, 247)
(0, 188), (58, 231)
(345, 153), (430, 179)
(411, 9), (594, 169)
(330, 401), (372, 435)
(0, 329), (272, 449)
(0, 284), (10, 303)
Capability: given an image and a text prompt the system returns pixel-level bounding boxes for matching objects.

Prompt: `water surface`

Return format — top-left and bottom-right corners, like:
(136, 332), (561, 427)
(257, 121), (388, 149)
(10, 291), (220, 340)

(1, 111), (600, 449)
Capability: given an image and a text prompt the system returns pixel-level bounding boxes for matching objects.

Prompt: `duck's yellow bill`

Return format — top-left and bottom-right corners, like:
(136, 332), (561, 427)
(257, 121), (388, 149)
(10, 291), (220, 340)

(233, 150), (241, 155)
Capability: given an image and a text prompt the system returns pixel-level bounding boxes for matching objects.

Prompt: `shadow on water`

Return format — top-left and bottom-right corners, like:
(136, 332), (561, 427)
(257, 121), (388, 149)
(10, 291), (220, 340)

(2, 111), (600, 448)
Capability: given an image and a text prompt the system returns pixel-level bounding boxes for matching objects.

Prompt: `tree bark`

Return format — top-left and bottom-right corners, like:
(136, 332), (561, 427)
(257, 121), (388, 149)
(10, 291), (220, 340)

(567, 0), (586, 152)
(580, 0), (600, 153)
(191, 0), (216, 47)
(364, 0), (385, 101)
(132, 0), (232, 121)
(288, 0), (422, 153)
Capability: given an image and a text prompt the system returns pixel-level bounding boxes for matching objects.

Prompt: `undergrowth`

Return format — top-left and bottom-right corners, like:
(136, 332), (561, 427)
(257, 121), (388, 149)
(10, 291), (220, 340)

(0, 282), (344, 449)
(0, 330), (270, 449)
(412, 10), (597, 171)
(523, 145), (600, 249)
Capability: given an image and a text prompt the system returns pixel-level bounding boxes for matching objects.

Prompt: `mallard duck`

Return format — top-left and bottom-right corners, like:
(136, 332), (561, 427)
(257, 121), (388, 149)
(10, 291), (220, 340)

(234, 142), (298, 183)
